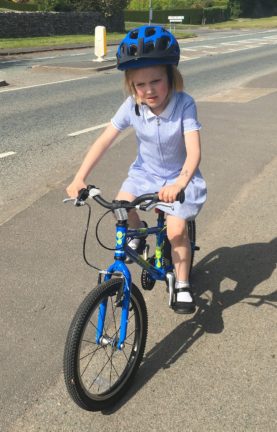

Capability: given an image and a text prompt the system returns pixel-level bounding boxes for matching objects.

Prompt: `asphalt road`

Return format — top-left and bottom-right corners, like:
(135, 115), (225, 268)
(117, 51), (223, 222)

(1, 29), (277, 225)
(0, 29), (276, 432)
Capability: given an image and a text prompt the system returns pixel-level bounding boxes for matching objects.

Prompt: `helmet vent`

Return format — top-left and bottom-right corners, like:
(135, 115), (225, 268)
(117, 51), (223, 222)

(129, 44), (138, 56)
(144, 42), (155, 54)
(145, 27), (156, 37)
(157, 36), (171, 51)
(130, 30), (139, 39)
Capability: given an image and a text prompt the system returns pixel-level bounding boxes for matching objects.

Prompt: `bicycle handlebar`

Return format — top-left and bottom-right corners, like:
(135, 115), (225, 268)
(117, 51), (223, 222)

(64, 185), (185, 210)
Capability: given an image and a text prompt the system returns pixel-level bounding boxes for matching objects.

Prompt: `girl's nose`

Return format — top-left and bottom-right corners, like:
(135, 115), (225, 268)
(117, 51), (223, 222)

(146, 85), (154, 94)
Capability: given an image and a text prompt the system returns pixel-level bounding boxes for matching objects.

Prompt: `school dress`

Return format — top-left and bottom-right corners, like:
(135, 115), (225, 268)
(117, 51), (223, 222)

(111, 91), (207, 220)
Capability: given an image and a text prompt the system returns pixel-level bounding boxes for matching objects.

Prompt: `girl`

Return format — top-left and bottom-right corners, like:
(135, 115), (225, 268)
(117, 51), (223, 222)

(66, 25), (207, 314)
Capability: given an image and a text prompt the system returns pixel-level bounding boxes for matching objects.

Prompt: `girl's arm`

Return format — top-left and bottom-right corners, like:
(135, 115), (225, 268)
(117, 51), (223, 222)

(66, 123), (121, 198)
(158, 130), (201, 202)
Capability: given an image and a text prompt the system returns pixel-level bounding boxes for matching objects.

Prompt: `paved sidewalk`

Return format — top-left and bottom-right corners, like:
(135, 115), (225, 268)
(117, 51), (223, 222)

(31, 58), (117, 73)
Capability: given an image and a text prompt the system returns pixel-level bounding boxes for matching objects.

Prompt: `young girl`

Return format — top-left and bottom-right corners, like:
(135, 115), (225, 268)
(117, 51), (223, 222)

(66, 25), (207, 314)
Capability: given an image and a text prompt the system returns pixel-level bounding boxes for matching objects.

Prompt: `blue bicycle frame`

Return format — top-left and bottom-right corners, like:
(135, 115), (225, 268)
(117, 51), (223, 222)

(96, 212), (171, 350)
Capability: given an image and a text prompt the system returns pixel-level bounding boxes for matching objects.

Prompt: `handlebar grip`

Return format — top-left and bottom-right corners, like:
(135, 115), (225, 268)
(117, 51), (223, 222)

(176, 189), (185, 204)
(76, 188), (89, 205)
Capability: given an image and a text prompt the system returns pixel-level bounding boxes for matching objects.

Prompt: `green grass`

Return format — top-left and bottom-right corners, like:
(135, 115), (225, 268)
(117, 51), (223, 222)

(208, 16), (277, 29)
(0, 28), (195, 50)
(0, 0), (37, 11)
(0, 33), (125, 49)
(0, 17), (276, 50)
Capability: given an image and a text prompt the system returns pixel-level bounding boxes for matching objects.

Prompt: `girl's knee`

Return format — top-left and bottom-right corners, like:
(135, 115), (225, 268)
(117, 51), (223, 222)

(166, 218), (188, 243)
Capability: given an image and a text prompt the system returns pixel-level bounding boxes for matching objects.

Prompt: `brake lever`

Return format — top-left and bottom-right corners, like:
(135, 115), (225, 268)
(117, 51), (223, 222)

(63, 198), (85, 206)
(63, 198), (76, 204)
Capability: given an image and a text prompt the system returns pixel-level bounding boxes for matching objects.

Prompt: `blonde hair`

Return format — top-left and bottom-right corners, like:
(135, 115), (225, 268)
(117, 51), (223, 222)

(124, 65), (184, 105)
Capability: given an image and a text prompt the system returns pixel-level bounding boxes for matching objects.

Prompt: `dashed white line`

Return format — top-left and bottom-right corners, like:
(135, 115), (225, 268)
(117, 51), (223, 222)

(36, 56), (57, 60)
(221, 42), (240, 46)
(0, 151), (16, 159)
(68, 122), (109, 137)
(183, 48), (197, 51)
(0, 76), (89, 93)
(69, 53), (87, 57)
(194, 45), (217, 49)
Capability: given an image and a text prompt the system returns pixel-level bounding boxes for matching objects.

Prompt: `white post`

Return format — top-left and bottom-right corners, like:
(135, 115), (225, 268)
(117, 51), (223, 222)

(94, 26), (107, 62)
(149, 0), (152, 25)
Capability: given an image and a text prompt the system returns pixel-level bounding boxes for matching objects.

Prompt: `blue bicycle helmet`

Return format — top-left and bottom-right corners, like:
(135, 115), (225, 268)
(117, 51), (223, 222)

(116, 25), (180, 70)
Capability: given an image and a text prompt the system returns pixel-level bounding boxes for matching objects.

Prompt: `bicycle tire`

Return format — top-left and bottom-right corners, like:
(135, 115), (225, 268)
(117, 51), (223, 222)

(63, 278), (148, 411)
(188, 220), (196, 270)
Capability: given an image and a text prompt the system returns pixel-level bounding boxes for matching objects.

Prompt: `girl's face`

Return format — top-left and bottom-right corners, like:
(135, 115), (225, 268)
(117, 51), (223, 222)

(131, 65), (170, 115)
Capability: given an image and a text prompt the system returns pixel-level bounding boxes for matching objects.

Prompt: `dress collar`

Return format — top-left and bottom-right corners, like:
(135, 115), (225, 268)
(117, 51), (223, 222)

(142, 92), (177, 120)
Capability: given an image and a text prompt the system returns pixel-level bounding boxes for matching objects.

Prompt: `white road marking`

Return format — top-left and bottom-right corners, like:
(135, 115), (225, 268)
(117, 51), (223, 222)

(179, 55), (191, 60)
(0, 151), (16, 159)
(197, 45), (217, 49)
(1, 59), (18, 64)
(68, 122), (109, 137)
(0, 76), (89, 93)
(221, 42), (240, 45)
(36, 56), (57, 60)
(69, 52), (87, 57)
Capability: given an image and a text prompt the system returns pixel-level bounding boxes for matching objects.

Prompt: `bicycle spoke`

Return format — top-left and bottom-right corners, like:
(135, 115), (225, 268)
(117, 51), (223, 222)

(89, 349), (119, 391)
(80, 347), (103, 376)
(64, 279), (147, 410)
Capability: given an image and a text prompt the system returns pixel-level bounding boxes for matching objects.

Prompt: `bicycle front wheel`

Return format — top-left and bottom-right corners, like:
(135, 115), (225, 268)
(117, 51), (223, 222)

(63, 278), (148, 411)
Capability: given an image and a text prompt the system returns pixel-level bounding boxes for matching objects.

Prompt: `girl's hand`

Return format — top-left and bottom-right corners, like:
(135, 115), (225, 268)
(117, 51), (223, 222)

(158, 183), (183, 203)
(66, 178), (87, 199)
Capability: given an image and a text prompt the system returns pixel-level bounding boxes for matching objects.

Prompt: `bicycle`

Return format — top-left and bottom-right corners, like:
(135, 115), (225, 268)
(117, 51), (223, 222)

(63, 185), (198, 411)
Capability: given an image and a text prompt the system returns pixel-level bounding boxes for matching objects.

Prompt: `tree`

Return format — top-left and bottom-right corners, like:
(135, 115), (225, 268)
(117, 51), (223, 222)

(72, 0), (130, 16)
(229, 0), (276, 18)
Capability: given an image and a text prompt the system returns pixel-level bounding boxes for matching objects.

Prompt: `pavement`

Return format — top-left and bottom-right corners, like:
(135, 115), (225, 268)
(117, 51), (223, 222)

(0, 42), (119, 85)
(31, 58), (117, 73)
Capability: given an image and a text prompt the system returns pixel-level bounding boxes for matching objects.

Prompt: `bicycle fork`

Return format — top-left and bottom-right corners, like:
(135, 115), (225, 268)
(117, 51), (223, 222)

(96, 219), (132, 351)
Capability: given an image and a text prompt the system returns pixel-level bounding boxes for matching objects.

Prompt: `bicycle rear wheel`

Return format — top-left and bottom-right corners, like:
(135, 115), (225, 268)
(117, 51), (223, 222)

(188, 220), (196, 270)
(63, 278), (148, 411)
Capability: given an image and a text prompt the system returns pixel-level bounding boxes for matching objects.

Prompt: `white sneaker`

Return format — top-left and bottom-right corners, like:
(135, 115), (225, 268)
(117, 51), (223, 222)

(125, 222), (147, 263)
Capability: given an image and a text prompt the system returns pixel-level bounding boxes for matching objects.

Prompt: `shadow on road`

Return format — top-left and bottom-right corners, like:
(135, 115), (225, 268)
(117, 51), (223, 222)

(104, 238), (277, 414)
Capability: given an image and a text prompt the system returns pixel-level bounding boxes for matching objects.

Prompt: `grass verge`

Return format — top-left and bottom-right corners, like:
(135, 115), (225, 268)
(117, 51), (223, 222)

(207, 16), (277, 29)
(0, 17), (276, 50)
(0, 33), (125, 50)
(0, 31), (194, 50)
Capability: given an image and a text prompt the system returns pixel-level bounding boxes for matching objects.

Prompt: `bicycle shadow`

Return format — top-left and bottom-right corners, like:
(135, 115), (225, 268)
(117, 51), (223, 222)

(103, 237), (277, 414)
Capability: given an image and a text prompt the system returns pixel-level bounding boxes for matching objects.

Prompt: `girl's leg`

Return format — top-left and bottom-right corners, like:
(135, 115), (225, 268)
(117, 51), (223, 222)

(166, 215), (191, 280)
(115, 191), (147, 260)
(166, 215), (195, 314)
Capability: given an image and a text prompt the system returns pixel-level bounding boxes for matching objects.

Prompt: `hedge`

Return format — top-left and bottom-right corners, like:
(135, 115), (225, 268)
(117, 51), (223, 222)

(125, 7), (230, 25)
(0, 0), (38, 10)
(203, 6), (231, 23)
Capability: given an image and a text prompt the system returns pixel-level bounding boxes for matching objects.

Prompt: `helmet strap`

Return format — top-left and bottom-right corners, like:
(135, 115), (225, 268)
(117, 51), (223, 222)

(135, 103), (140, 116)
